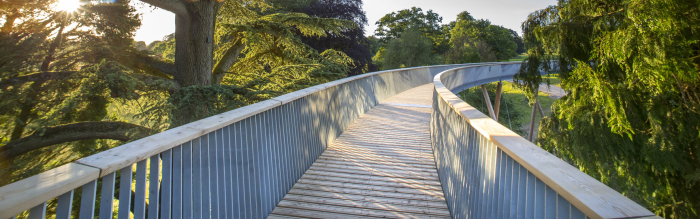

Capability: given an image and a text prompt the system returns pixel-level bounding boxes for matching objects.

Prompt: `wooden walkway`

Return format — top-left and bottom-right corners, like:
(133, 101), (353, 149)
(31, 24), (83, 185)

(269, 84), (450, 218)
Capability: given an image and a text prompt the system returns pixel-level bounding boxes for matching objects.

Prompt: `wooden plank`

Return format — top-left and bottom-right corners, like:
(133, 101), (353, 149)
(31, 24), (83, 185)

(314, 157), (436, 169)
(76, 99), (283, 177)
(319, 151), (433, 165)
(296, 179), (443, 197)
(276, 200), (449, 218)
(287, 189), (448, 209)
(271, 207), (374, 219)
(310, 163), (438, 178)
(283, 194), (450, 216)
(308, 166), (438, 181)
(305, 170), (441, 186)
(329, 143), (433, 153)
(336, 135), (432, 143)
(291, 184), (444, 202)
(300, 175), (442, 191)
(333, 139), (432, 148)
(312, 160), (437, 173)
(329, 144), (433, 154)
(325, 147), (433, 160)
(0, 163), (99, 219)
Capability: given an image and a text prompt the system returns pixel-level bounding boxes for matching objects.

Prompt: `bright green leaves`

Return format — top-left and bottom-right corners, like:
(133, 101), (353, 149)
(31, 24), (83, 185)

(523, 0), (700, 217)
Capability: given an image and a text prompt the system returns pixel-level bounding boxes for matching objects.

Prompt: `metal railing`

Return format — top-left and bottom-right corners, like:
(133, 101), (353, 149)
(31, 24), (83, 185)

(431, 63), (657, 219)
(0, 62), (656, 219)
(0, 63), (476, 219)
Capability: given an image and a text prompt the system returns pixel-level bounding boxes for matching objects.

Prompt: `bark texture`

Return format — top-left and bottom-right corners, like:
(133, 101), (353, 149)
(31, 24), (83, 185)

(0, 121), (151, 160)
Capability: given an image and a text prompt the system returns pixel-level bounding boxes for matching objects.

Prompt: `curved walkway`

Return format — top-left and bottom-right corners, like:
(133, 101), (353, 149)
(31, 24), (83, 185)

(269, 84), (450, 218)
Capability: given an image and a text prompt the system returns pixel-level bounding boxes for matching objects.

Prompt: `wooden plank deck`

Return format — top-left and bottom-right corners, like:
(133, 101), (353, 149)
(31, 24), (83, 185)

(269, 84), (450, 219)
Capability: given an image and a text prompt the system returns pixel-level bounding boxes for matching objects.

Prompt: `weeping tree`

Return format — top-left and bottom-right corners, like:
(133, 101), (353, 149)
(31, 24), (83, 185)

(0, 0), (357, 185)
(516, 0), (700, 217)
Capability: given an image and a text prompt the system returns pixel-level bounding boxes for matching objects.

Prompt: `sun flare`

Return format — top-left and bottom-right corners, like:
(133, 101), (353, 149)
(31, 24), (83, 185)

(56, 0), (82, 12)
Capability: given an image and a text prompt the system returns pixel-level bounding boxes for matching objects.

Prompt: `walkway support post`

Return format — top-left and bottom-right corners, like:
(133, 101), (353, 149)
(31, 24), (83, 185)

(481, 85), (496, 120)
(527, 91), (539, 142)
(493, 82), (503, 120)
(537, 101), (545, 117)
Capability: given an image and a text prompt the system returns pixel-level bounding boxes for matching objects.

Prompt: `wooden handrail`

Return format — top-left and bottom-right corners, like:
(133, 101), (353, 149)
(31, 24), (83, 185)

(433, 63), (657, 219)
(0, 163), (100, 218)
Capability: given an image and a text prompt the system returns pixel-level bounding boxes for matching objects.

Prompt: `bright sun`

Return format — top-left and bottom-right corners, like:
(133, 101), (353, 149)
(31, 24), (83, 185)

(56, 0), (82, 12)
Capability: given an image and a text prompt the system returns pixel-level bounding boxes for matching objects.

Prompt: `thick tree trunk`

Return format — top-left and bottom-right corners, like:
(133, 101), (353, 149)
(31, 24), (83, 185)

(173, 2), (218, 87)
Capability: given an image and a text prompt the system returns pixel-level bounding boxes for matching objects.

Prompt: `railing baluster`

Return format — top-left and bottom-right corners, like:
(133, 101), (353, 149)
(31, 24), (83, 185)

(216, 129), (227, 219)
(235, 121), (247, 219)
(99, 172), (116, 219)
(205, 132), (216, 219)
(256, 114), (268, 217)
(222, 126), (234, 219)
(558, 194), (571, 219)
(118, 165), (133, 219)
(55, 191), (74, 219)
(79, 180), (97, 219)
(134, 159), (148, 219)
(162, 149), (173, 219)
(182, 141), (193, 219)
(242, 118), (253, 219)
(192, 137), (202, 219)
(518, 164), (528, 218)
(527, 171), (536, 219)
(172, 145), (183, 219)
(545, 185), (556, 219)
(229, 124), (242, 219)
(148, 155), (160, 219)
(27, 202), (46, 219)
(535, 178), (546, 218)
(508, 157), (517, 218)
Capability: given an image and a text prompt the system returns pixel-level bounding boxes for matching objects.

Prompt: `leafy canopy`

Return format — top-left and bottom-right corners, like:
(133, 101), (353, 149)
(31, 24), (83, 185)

(518, 0), (700, 217)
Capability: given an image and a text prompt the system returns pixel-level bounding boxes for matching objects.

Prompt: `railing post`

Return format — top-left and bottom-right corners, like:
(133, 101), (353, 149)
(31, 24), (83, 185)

(494, 82), (503, 120)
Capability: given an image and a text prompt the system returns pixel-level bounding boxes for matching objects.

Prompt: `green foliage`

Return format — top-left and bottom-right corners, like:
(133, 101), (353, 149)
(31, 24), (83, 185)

(367, 36), (383, 56)
(0, 0), (360, 187)
(449, 14), (517, 61)
(374, 7), (450, 55)
(520, 0), (700, 217)
(444, 34), (495, 64)
(150, 34), (175, 60)
(376, 27), (434, 70)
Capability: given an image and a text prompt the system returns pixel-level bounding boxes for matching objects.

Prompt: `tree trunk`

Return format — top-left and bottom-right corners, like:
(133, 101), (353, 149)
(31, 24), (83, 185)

(173, 2), (218, 87)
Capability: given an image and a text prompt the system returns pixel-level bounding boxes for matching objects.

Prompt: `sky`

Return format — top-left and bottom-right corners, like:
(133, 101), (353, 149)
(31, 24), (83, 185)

(132, 0), (557, 44)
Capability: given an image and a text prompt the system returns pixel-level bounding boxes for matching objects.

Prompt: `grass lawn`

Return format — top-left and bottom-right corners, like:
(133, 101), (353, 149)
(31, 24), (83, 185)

(542, 74), (562, 86)
(459, 81), (555, 138)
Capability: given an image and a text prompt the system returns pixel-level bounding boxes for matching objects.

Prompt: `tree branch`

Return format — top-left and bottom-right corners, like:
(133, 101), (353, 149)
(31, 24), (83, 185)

(0, 121), (151, 160)
(0, 71), (76, 90)
(138, 0), (188, 17)
(134, 54), (177, 76)
(131, 73), (181, 93)
(213, 40), (245, 84)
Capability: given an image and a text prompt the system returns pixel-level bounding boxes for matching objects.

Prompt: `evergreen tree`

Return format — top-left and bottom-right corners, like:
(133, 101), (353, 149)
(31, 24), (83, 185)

(517, 0), (700, 217)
